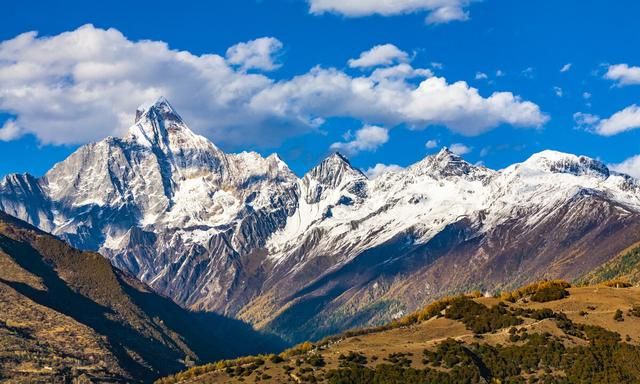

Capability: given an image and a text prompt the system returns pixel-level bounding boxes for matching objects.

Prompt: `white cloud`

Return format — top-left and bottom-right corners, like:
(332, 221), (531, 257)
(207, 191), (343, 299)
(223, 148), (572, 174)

(0, 25), (548, 146)
(475, 72), (488, 80)
(425, 139), (438, 148)
(553, 86), (563, 97)
(574, 105), (640, 136)
(425, 4), (470, 24)
(449, 143), (472, 155)
(308, 0), (474, 24)
(348, 44), (409, 68)
(0, 120), (22, 141)
(431, 62), (443, 69)
(609, 155), (640, 179)
(370, 63), (433, 81)
(495, 69), (505, 77)
(583, 92), (591, 99)
(226, 37), (284, 72)
(604, 64), (640, 86)
(573, 112), (601, 129)
(330, 125), (389, 155)
(365, 163), (404, 179)
(560, 63), (572, 72)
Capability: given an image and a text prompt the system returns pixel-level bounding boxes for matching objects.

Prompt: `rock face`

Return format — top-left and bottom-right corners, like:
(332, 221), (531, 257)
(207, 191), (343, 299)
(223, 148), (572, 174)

(2, 97), (640, 343)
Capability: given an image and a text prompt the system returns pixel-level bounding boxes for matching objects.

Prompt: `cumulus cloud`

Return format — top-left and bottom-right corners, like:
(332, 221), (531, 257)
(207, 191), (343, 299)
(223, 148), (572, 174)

(365, 163), (404, 179)
(226, 37), (284, 71)
(308, 0), (474, 24)
(475, 72), (488, 80)
(449, 143), (472, 155)
(560, 63), (572, 72)
(0, 25), (548, 146)
(330, 125), (389, 155)
(604, 64), (640, 86)
(609, 155), (640, 179)
(574, 105), (640, 136)
(370, 63), (433, 81)
(0, 120), (22, 141)
(425, 139), (438, 149)
(349, 44), (409, 68)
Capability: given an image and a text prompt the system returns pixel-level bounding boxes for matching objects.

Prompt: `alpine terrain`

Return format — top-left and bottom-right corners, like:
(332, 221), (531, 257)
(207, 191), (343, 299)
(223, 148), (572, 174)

(0, 211), (282, 383)
(2, 97), (640, 343)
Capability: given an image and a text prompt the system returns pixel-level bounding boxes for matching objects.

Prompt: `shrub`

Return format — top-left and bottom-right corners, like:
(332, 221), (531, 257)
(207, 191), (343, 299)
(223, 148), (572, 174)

(500, 280), (571, 303)
(269, 354), (284, 364)
(614, 309), (624, 322)
(603, 280), (632, 288)
(443, 298), (522, 334)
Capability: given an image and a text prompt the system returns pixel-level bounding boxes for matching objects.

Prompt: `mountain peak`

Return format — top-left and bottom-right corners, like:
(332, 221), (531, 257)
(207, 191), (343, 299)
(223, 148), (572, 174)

(325, 151), (352, 166)
(437, 146), (455, 156)
(519, 150), (610, 178)
(409, 147), (483, 179)
(135, 96), (182, 124)
(305, 152), (365, 187)
(128, 97), (197, 149)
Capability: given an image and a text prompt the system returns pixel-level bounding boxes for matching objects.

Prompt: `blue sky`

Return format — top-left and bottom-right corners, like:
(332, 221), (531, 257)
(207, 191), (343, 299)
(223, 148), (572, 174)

(1, 0), (639, 178)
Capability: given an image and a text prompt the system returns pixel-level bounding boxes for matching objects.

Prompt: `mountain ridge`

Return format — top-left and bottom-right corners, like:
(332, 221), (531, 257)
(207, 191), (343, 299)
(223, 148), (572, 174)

(0, 210), (283, 383)
(2, 97), (639, 343)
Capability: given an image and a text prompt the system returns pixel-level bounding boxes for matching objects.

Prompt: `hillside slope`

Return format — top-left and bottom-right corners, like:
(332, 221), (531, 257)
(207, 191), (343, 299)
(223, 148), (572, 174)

(579, 242), (640, 285)
(0, 212), (282, 383)
(160, 283), (640, 384)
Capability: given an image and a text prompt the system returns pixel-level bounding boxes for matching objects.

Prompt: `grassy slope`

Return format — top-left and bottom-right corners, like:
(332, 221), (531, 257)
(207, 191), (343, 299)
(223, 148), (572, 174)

(578, 242), (640, 285)
(0, 212), (284, 383)
(160, 285), (640, 384)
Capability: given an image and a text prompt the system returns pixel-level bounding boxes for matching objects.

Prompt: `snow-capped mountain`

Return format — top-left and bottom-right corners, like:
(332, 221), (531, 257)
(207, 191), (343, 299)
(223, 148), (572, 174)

(2, 97), (640, 342)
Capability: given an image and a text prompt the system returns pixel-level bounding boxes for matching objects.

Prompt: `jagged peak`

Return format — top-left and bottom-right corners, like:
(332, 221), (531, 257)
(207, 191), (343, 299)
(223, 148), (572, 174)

(0, 172), (40, 190)
(436, 146), (456, 157)
(305, 152), (366, 187)
(409, 147), (485, 179)
(134, 96), (182, 124)
(127, 97), (214, 152)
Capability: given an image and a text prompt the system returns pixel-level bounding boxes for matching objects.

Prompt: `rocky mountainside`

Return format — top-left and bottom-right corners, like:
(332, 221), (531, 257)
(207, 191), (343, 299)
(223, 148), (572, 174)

(0, 211), (282, 383)
(2, 97), (640, 343)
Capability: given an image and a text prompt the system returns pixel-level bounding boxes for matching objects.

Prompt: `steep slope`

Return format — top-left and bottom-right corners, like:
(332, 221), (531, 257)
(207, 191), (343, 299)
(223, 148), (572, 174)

(0, 212), (282, 383)
(579, 242), (640, 285)
(158, 284), (640, 384)
(2, 97), (640, 344)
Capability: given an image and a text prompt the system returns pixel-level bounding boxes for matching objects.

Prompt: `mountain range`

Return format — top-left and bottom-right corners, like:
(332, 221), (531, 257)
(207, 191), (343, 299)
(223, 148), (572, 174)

(2, 97), (639, 343)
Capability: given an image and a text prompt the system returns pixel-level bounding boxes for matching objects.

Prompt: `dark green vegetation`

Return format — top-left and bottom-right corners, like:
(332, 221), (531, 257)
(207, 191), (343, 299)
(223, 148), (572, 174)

(580, 243), (640, 285)
(0, 212), (283, 383)
(443, 298), (522, 334)
(325, 310), (640, 384)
